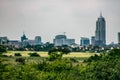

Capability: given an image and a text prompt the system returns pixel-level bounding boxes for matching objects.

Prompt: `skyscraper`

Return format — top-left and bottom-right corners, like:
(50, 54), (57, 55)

(21, 33), (28, 42)
(118, 32), (120, 44)
(95, 13), (106, 46)
(21, 33), (28, 47)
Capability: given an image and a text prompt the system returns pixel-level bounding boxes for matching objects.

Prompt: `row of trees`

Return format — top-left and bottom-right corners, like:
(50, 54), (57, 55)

(8, 43), (54, 51)
(8, 43), (109, 53)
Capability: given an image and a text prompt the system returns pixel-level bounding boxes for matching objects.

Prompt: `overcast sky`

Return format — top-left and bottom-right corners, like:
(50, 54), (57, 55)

(0, 0), (120, 44)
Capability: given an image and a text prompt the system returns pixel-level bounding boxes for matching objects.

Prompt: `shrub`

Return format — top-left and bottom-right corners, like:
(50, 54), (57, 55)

(0, 54), (9, 57)
(70, 58), (78, 62)
(14, 53), (21, 56)
(38, 60), (72, 72)
(48, 47), (71, 55)
(0, 45), (7, 53)
(2, 55), (9, 57)
(28, 52), (40, 57)
(48, 47), (71, 61)
(108, 48), (120, 57)
(15, 58), (25, 64)
(48, 52), (62, 61)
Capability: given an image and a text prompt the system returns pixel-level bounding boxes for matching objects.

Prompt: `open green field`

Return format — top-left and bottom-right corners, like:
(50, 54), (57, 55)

(3, 51), (99, 58)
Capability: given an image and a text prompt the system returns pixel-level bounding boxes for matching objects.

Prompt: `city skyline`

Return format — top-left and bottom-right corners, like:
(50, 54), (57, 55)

(0, 0), (120, 44)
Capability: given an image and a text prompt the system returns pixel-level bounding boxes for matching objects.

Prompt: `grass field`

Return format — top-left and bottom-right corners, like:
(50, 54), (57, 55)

(1, 51), (100, 65)
(3, 51), (99, 58)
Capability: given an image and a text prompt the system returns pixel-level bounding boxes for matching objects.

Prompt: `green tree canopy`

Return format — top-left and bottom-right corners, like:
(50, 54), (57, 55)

(0, 45), (7, 53)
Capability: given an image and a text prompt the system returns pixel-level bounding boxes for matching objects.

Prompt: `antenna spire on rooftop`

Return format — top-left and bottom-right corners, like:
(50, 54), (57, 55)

(23, 30), (25, 36)
(63, 32), (66, 35)
(100, 11), (103, 18)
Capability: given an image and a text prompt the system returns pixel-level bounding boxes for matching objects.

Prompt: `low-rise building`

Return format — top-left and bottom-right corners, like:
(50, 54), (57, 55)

(8, 40), (20, 48)
(91, 36), (95, 46)
(0, 37), (9, 45)
(80, 37), (90, 47)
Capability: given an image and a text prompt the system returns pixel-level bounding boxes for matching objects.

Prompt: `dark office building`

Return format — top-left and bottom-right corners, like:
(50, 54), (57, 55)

(95, 13), (106, 46)
(118, 32), (120, 44)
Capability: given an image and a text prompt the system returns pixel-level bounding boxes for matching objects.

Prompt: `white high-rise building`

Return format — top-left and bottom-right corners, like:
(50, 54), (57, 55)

(35, 36), (42, 45)
(53, 35), (75, 46)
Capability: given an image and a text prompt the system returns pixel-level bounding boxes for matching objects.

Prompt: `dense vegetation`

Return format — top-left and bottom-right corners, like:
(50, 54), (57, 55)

(8, 43), (108, 53)
(28, 52), (40, 57)
(14, 53), (22, 56)
(0, 48), (120, 80)
(48, 47), (71, 61)
(82, 49), (120, 79)
(0, 45), (7, 53)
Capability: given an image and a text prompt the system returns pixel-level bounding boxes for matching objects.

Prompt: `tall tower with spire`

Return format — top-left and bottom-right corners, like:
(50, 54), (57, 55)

(95, 13), (106, 46)
(21, 32), (28, 42)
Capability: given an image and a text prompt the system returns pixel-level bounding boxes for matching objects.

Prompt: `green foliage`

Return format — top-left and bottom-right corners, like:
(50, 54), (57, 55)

(85, 49), (120, 62)
(0, 59), (6, 79)
(28, 52), (40, 57)
(70, 57), (79, 62)
(33, 44), (54, 51)
(108, 48), (120, 57)
(38, 60), (72, 72)
(0, 55), (9, 57)
(0, 58), (82, 80)
(48, 47), (71, 61)
(0, 45), (7, 53)
(84, 54), (102, 62)
(48, 52), (63, 61)
(81, 49), (120, 80)
(48, 47), (71, 55)
(81, 58), (120, 80)
(15, 58), (25, 64)
(14, 53), (22, 56)
(33, 45), (44, 51)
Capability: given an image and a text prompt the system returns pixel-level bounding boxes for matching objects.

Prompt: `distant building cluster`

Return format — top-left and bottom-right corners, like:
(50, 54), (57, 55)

(0, 13), (120, 48)
(0, 33), (42, 49)
(21, 33), (42, 46)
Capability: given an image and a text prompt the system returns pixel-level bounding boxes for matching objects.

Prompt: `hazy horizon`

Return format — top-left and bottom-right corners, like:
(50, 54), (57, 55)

(0, 0), (120, 44)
